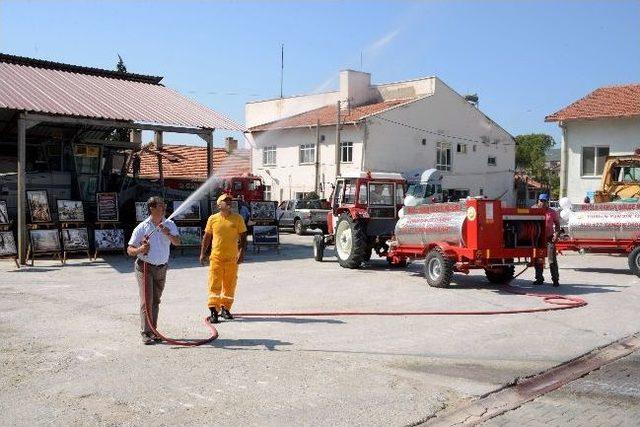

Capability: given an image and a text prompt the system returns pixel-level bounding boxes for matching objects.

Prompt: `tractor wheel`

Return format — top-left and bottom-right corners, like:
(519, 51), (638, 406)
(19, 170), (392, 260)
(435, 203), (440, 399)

(628, 247), (640, 277)
(334, 214), (368, 269)
(294, 219), (306, 235)
(387, 257), (408, 268)
(485, 265), (516, 284)
(313, 235), (325, 262)
(423, 248), (454, 288)
(363, 246), (373, 262)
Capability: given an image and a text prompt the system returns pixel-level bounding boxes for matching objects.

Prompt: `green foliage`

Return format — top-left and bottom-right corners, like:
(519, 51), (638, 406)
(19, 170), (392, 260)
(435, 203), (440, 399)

(515, 134), (555, 178)
(303, 192), (320, 200)
(116, 54), (127, 73)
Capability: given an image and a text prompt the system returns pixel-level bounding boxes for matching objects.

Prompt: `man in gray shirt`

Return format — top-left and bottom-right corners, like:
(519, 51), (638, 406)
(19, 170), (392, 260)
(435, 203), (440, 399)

(128, 197), (180, 345)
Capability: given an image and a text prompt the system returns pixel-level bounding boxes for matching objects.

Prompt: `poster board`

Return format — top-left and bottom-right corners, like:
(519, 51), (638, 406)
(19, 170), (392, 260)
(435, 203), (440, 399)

(252, 225), (279, 246)
(250, 201), (277, 221)
(61, 228), (90, 252)
(29, 229), (61, 253)
(96, 192), (119, 222)
(0, 231), (17, 256)
(135, 202), (148, 222)
(57, 200), (85, 223)
(26, 190), (52, 223)
(0, 200), (9, 225)
(172, 200), (201, 221)
(178, 226), (202, 247)
(94, 229), (125, 251)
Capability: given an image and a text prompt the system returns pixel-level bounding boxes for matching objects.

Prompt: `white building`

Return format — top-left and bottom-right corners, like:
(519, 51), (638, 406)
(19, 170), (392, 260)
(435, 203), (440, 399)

(546, 84), (640, 201)
(246, 70), (515, 204)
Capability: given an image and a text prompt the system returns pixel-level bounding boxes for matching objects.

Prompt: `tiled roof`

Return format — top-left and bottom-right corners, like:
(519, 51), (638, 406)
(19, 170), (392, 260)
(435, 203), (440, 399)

(0, 53), (244, 131)
(137, 144), (251, 181)
(545, 84), (640, 122)
(248, 98), (416, 131)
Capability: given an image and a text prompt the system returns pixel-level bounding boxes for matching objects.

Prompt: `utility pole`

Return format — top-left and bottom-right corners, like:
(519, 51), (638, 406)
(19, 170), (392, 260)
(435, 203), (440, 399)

(280, 44), (284, 98)
(315, 119), (320, 193)
(335, 100), (341, 179)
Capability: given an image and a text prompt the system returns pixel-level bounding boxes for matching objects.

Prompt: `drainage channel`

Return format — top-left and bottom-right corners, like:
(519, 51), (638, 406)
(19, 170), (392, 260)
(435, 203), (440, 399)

(413, 333), (640, 426)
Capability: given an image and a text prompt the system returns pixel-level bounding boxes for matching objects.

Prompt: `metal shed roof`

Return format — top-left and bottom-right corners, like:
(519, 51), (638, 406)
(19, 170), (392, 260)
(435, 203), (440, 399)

(0, 53), (244, 132)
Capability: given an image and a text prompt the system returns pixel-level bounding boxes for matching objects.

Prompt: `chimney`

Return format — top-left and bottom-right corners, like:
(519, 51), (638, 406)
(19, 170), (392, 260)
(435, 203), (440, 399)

(225, 137), (238, 153)
(339, 70), (372, 109)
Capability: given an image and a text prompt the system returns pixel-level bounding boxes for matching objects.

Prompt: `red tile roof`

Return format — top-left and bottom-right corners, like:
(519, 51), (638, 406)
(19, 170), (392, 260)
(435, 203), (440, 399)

(546, 84), (640, 122)
(0, 54), (243, 131)
(248, 98), (416, 131)
(137, 144), (251, 181)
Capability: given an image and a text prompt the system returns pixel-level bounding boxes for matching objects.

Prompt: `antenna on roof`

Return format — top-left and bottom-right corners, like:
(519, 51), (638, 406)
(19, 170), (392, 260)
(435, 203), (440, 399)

(280, 44), (284, 98)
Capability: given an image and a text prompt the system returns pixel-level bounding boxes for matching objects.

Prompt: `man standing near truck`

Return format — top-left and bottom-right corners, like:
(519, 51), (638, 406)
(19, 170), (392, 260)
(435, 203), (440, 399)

(533, 193), (561, 287)
(200, 194), (247, 323)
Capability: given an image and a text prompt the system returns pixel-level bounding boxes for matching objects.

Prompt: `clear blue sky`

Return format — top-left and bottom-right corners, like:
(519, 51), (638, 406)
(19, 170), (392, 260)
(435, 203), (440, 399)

(1, 0), (639, 147)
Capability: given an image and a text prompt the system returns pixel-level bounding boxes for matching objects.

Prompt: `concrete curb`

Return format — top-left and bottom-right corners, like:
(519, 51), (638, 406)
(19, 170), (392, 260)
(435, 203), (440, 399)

(415, 333), (640, 426)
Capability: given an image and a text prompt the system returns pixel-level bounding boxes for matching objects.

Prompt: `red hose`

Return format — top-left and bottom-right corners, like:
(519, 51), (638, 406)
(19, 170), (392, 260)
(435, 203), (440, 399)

(236, 267), (587, 318)
(143, 261), (218, 346)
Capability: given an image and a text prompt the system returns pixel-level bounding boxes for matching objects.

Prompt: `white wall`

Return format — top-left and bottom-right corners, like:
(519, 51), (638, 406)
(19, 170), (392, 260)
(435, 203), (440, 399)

(364, 78), (515, 203)
(251, 126), (364, 202)
(245, 91), (340, 129)
(564, 117), (640, 201)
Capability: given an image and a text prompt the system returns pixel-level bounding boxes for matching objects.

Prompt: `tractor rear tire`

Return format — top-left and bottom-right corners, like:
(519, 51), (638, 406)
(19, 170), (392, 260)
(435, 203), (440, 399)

(628, 246), (640, 277)
(294, 219), (306, 235)
(334, 214), (368, 269)
(485, 265), (516, 284)
(313, 235), (325, 262)
(424, 248), (454, 288)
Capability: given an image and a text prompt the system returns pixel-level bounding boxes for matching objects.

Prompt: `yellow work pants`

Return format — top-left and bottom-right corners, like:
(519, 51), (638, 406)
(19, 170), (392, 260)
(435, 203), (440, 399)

(207, 257), (239, 310)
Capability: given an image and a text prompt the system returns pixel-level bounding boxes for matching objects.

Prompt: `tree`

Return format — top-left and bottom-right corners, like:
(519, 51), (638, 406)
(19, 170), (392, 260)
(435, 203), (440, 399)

(515, 133), (558, 197)
(116, 54), (127, 73)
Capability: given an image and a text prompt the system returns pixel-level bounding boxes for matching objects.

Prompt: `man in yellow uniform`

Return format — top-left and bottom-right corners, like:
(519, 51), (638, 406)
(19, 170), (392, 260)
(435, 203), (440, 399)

(200, 194), (247, 323)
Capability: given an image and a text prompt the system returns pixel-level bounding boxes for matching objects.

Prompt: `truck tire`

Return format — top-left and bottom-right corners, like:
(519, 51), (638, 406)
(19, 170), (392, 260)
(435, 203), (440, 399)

(485, 265), (515, 284)
(363, 247), (373, 262)
(335, 214), (368, 269)
(628, 247), (640, 277)
(294, 219), (306, 235)
(313, 234), (325, 262)
(424, 248), (454, 288)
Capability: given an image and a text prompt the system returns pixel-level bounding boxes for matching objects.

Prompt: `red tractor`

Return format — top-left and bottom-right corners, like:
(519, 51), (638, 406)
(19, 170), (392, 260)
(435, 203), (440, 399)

(313, 172), (407, 268)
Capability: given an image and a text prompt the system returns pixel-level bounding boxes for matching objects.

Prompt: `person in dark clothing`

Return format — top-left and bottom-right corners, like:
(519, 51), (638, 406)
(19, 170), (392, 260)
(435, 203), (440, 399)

(533, 193), (561, 287)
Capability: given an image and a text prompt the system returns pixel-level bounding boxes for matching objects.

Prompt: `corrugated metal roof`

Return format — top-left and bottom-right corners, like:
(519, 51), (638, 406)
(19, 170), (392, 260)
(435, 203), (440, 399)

(0, 56), (244, 131)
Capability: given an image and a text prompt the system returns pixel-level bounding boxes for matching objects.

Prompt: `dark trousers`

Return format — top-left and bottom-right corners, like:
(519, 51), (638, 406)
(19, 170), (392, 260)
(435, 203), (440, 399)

(135, 260), (167, 336)
(535, 241), (559, 284)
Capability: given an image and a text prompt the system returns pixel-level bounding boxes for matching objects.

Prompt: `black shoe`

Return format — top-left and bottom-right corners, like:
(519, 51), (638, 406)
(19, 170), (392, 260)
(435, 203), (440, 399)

(152, 334), (162, 343)
(220, 306), (234, 320)
(552, 282), (560, 287)
(208, 307), (219, 324)
(532, 279), (544, 286)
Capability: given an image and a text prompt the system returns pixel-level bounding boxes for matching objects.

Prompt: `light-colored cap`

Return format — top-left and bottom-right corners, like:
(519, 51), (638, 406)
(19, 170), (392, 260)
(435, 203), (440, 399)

(217, 194), (232, 204)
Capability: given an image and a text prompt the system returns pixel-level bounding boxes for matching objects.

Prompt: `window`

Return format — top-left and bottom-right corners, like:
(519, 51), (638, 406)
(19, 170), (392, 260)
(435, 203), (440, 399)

(343, 179), (356, 204)
(368, 183), (394, 206)
(333, 180), (344, 207)
(340, 141), (353, 163)
(582, 146), (609, 176)
(488, 156), (497, 166)
(299, 144), (315, 164)
(358, 183), (367, 204)
(295, 192), (310, 200)
(436, 142), (452, 171)
(457, 144), (467, 154)
(263, 185), (272, 201)
(262, 146), (276, 166)
(232, 181), (243, 191)
(395, 185), (405, 205)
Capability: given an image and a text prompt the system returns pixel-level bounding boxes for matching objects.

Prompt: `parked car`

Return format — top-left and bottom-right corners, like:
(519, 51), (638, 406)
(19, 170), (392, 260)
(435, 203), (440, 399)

(277, 199), (330, 235)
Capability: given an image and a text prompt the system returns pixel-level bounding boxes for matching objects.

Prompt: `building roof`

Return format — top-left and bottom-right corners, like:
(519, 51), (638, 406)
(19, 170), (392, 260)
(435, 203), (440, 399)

(138, 143), (251, 181)
(545, 84), (640, 122)
(0, 53), (243, 131)
(248, 98), (416, 132)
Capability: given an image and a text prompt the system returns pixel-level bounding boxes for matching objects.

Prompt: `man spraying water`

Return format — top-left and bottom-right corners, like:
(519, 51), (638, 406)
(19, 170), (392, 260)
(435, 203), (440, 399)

(200, 194), (247, 323)
(127, 197), (181, 345)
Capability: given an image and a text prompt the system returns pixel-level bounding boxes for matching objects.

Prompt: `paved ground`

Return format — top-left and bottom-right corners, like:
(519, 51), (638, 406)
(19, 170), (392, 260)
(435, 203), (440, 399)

(1, 233), (639, 426)
(484, 349), (640, 426)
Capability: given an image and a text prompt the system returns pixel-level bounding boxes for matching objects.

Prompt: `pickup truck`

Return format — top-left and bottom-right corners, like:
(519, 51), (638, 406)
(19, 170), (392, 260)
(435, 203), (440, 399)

(277, 199), (330, 235)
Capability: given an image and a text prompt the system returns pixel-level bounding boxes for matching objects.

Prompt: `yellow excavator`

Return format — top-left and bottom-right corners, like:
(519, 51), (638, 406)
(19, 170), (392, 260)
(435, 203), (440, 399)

(594, 151), (640, 203)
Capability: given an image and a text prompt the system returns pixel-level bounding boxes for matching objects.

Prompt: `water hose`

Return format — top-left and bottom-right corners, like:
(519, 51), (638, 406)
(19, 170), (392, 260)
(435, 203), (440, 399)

(235, 266), (587, 318)
(142, 261), (218, 346)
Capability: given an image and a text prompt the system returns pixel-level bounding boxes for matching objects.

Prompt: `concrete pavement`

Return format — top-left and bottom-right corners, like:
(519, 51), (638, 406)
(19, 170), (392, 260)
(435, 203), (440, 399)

(1, 233), (638, 425)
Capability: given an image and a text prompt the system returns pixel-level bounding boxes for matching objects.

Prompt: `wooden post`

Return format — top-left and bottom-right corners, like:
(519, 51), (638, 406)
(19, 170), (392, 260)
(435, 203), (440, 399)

(17, 117), (27, 264)
(335, 101), (341, 180)
(315, 119), (320, 194)
(198, 130), (215, 215)
(154, 131), (164, 196)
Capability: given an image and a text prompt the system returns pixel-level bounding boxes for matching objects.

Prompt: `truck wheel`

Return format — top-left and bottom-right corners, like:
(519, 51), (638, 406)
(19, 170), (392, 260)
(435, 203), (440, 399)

(294, 219), (306, 235)
(424, 248), (454, 288)
(628, 247), (640, 277)
(335, 214), (368, 269)
(313, 235), (325, 262)
(485, 265), (515, 284)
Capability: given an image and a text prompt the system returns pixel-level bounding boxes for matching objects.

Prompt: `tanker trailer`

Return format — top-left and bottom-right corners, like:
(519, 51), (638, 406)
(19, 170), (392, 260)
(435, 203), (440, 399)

(556, 202), (640, 277)
(387, 198), (549, 288)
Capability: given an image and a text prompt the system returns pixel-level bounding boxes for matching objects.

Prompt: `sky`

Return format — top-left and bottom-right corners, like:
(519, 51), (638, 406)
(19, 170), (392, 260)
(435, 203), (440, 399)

(1, 0), (639, 147)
